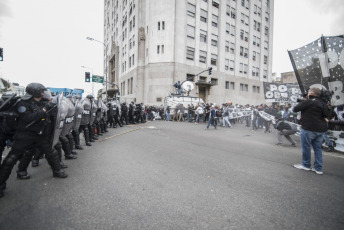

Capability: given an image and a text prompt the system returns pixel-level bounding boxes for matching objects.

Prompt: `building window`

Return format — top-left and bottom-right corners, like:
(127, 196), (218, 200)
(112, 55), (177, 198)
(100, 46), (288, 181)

(158, 21), (160, 30)
(244, 64), (248, 74)
(186, 47), (195, 60)
(230, 60), (234, 71)
(230, 82), (235, 90)
(253, 51), (256, 61)
(212, 0), (219, 8)
(211, 78), (218, 85)
(263, 69), (267, 78)
(187, 3), (196, 18)
(200, 9), (208, 23)
(253, 85), (256, 93)
(264, 41), (268, 50)
(240, 29), (244, 40)
(240, 46), (243, 56)
(162, 45), (164, 54)
(157, 97), (162, 102)
(132, 54), (134, 66)
(225, 81), (230, 89)
(230, 43), (235, 54)
(245, 31), (249, 42)
(212, 14), (218, 27)
(265, 26), (269, 35)
(157, 45), (160, 54)
(211, 34), (218, 47)
(252, 66), (256, 76)
(162, 21), (165, 30)
(226, 5), (230, 16)
(257, 37), (260, 47)
(187, 25), (195, 39)
(240, 83), (248, 91)
(264, 55), (267, 64)
(199, 50), (207, 63)
(225, 41), (229, 52)
(211, 54), (217, 66)
(225, 59), (229, 70)
(244, 48), (248, 58)
(186, 74), (195, 81)
(257, 86), (260, 93)
(231, 7), (236, 19)
(226, 23), (230, 34)
(239, 63), (243, 73)
(230, 25), (235, 36)
(200, 30), (207, 42)
(256, 67), (259, 77)
(133, 16), (135, 28)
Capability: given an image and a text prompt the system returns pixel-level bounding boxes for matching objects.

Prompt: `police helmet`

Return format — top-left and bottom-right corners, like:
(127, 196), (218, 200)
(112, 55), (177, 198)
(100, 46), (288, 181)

(26, 83), (47, 98)
(86, 94), (94, 100)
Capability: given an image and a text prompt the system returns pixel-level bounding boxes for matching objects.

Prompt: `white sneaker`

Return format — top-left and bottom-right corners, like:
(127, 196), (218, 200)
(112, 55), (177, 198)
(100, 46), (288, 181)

(293, 164), (311, 171)
(311, 168), (324, 175)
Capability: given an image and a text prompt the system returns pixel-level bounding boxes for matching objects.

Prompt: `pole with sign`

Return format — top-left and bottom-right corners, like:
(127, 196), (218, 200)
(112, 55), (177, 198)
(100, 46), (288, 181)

(92, 75), (104, 83)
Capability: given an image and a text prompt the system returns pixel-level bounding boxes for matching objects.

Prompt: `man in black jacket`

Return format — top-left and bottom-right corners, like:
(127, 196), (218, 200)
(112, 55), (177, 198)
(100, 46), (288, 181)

(0, 83), (67, 198)
(293, 87), (328, 175)
(274, 115), (297, 146)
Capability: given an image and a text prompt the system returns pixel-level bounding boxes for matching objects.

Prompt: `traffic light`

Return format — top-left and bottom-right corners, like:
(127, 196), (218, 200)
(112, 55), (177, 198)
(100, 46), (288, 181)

(208, 67), (212, 75)
(85, 72), (90, 82)
(0, 48), (3, 61)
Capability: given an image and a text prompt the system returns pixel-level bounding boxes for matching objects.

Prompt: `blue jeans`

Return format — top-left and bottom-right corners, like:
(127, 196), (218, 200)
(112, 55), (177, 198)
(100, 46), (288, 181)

(300, 129), (324, 171)
(323, 132), (332, 147)
(166, 113), (170, 121)
(207, 116), (216, 129)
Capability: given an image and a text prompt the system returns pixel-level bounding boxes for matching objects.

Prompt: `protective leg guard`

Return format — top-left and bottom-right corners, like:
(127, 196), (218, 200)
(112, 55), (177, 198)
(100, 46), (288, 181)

(45, 149), (67, 178)
(60, 136), (77, 160)
(0, 153), (19, 186)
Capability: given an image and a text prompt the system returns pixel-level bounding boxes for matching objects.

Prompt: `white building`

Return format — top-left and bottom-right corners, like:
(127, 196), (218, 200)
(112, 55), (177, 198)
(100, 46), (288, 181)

(104, 0), (274, 105)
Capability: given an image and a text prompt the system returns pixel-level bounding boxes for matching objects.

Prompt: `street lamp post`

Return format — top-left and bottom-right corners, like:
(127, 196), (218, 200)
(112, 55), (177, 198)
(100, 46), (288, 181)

(81, 65), (94, 95)
(86, 37), (108, 101)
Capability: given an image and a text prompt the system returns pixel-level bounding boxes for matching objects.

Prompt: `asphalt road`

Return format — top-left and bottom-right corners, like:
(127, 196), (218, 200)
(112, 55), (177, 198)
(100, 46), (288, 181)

(0, 121), (343, 230)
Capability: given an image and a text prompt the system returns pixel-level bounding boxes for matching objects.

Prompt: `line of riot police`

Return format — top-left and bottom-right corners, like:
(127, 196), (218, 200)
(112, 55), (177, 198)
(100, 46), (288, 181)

(0, 83), (111, 198)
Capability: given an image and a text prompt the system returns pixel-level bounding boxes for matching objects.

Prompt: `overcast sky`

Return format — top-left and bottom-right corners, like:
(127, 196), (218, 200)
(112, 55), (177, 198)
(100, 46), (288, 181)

(0, 0), (343, 95)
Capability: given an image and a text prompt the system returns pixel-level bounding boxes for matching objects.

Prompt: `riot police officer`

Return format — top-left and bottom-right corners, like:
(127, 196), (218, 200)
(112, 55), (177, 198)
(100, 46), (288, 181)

(120, 102), (129, 125)
(0, 83), (67, 198)
(0, 93), (20, 164)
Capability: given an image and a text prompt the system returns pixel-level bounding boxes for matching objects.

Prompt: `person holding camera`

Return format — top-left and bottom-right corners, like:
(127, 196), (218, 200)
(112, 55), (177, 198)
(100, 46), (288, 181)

(293, 87), (328, 175)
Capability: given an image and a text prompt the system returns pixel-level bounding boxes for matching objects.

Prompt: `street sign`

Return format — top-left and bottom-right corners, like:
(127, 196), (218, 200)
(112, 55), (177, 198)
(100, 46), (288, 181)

(92, 75), (104, 83)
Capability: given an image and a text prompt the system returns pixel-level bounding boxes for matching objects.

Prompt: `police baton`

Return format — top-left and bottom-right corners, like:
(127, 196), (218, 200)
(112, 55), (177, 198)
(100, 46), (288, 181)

(25, 104), (57, 129)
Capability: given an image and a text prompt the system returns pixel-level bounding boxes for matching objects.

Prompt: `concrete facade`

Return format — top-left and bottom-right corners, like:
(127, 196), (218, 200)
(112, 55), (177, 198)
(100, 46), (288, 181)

(104, 0), (274, 105)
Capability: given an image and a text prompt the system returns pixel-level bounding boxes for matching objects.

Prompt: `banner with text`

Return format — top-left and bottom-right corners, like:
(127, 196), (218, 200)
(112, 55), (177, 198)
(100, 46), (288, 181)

(263, 82), (301, 104)
(288, 35), (344, 106)
(48, 88), (84, 97)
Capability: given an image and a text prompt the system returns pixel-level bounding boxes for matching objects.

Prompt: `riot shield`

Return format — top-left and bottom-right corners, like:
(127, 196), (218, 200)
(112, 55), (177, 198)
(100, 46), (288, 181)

(73, 98), (83, 130)
(51, 94), (68, 148)
(80, 98), (92, 125)
(101, 100), (108, 122)
(95, 100), (102, 122)
(60, 97), (76, 137)
(90, 101), (98, 124)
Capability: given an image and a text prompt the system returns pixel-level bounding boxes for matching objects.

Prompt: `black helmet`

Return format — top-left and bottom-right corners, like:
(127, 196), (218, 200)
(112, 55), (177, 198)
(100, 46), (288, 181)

(86, 94), (94, 100)
(26, 83), (47, 98)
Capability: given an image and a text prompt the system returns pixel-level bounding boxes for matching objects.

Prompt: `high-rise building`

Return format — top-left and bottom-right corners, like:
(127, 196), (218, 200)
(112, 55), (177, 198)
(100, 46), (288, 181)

(104, 0), (274, 105)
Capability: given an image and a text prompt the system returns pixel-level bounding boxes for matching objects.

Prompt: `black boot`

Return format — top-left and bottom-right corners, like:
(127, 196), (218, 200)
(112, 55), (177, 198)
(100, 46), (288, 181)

(73, 130), (83, 150)
(84, 128), (92, 146)
(17, 170), (31, 180)
(60, 137), (77, 160)
(71, 150), (78, 155)
(45, 150), (67, 178)
(31, 159), (39, 167)
(55, 142), (67, 168)
(60, 161), (68, 169)
(17, 149), (34, 175)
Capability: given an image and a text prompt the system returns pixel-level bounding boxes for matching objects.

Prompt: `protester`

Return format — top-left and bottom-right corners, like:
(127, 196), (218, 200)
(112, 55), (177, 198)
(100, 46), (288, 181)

(274, 114), (297, 146)
(293, 88), (328, 175)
